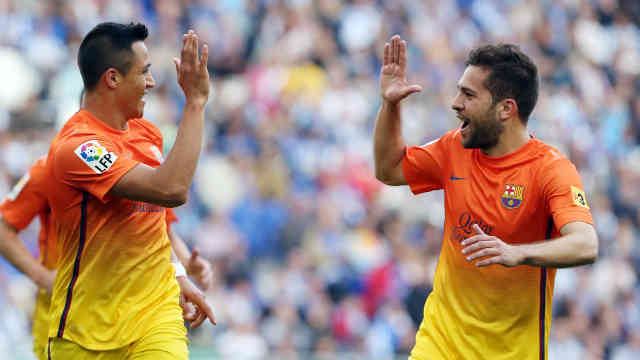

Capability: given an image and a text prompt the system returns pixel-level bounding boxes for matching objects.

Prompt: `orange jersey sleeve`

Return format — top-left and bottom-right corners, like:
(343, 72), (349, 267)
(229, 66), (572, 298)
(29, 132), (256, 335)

(52, 135), (139, 203)
(402, 130), (458, 194)
(540, 157), (594, 229)
(0, 158), (49, 231)
(165, 208), (179, 231)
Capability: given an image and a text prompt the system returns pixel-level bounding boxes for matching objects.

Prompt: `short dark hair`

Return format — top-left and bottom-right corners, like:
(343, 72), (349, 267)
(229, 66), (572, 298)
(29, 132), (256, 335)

(78, 22), (149, 90)
(465, 44), (538, 123)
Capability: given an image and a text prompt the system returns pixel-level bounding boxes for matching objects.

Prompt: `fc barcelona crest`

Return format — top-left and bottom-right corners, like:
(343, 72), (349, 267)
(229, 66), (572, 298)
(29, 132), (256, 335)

(502, 184), (524, 209)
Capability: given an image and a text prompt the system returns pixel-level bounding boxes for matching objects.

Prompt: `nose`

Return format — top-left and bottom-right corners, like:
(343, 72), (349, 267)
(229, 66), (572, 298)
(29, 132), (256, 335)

(451, 92), (463, 112)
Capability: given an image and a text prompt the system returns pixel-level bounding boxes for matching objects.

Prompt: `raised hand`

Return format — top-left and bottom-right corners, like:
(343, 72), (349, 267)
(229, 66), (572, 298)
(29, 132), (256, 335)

(461, 224), (524, 267)
(380, 35), (422, 104)
(174, 30), (210, 106)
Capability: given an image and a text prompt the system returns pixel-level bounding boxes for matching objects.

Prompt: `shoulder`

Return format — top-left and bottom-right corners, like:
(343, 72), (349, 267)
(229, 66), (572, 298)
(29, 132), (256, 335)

(418, 129), (461, 149)
(130, 118), (163, 143)
(533, 140), (574, 171)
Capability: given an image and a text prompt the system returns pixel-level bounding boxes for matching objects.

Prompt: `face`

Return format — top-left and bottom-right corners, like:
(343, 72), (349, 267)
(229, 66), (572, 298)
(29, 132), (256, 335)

(116, 41), (155, 119)
(451, 66), (504, 151)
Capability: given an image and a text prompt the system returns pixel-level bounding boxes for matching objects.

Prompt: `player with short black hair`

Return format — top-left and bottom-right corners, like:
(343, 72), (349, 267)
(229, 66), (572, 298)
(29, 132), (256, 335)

(374, 35), (598, 360)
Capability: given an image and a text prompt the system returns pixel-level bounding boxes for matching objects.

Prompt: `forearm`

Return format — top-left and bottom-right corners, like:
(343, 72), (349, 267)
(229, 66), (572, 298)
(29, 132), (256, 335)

(374, 101), (406, 183)
(0, 222), (51, 287)
(519, 231), (598, 268)
(153, 102), (206, 199)
(168, 227), (191, 266)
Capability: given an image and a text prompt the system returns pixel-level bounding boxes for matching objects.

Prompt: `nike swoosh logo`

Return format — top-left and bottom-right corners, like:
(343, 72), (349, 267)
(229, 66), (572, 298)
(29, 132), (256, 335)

(450, 175), (466, 181)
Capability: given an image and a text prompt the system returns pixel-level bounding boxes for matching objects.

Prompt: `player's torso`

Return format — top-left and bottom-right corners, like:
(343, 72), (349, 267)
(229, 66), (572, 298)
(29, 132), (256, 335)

(421, 139), (553, 359)
(444, 148), (549, 248)
(47, 114), (178, 349)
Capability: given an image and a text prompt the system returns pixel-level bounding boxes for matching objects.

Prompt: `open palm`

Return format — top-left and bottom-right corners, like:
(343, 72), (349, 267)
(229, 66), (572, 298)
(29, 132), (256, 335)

(380, 35), (422, 104)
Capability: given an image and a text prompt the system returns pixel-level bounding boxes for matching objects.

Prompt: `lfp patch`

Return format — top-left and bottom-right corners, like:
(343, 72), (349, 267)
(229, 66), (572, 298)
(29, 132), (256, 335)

(571, 185), (589, 209)
(502, 184), (524, 209)
(74, 140), (118, 174)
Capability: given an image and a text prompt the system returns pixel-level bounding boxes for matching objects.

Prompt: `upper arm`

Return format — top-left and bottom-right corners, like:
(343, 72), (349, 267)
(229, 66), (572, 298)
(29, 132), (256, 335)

(53, 137), (138, 202)
(108, 164), (186, 208)
(401, 135), (451, 194)
(559, 221), (599, 258)
(559, 221), (597, 239)
(540, 158), (594, 229)
(0, 162), (48, 231)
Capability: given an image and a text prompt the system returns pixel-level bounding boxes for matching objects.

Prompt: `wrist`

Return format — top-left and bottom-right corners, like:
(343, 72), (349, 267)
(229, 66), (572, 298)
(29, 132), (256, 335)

(172, 262), (187, 278)
(184, 98), (207, 109)
(516, 245), (531, 266)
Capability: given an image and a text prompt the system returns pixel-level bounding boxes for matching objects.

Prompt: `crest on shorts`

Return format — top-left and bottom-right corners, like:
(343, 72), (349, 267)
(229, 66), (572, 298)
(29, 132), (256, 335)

(74, 140), (118, 174)
(502, 184), (524, 209)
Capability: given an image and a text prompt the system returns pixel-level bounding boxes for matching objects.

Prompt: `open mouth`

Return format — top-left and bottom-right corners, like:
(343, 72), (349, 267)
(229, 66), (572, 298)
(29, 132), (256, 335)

(457, 114), (470, 130)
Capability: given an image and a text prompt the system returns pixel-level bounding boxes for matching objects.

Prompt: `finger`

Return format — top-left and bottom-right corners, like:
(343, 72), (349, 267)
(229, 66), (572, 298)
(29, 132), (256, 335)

(197, 296), (216, 325)
(466, 248), (500, 261)
(189, 308), (207, 328)
(462, 239), (496, 254)
(183, 302), (197, 321)
(181, 34), (192, 64)
(200, 44), (209, 71)
(477, 256), (503, 267)
(189, 248), (200, 265)
(460, 234), (482, 246)
(383, 43), (390, 65)
(192, 33), (199, 65)
(461, 234), (492, 246)
(473, 224), (486, 235)
(193, 295), (216, 325)
(399, 40), (407, 69)
(392, 35), (399, 64)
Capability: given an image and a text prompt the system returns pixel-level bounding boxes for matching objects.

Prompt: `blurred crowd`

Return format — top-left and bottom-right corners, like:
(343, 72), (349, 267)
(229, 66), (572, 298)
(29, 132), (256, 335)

(0, 0), (639, 359)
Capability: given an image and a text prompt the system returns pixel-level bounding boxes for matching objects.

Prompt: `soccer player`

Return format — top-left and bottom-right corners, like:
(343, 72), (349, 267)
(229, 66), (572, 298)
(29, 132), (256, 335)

(0, 158), (213, 360)
(45, 22), (212, 359)
(374, 35), (599, 359)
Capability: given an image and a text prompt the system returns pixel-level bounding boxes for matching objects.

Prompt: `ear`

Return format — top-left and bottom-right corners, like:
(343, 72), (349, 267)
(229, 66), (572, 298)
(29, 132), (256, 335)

(104, 68), (121, 89)
(498, 99), (518, 121)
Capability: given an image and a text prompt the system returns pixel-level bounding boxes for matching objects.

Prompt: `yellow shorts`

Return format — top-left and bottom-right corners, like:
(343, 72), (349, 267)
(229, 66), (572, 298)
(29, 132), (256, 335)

(33, 289), (51, 360)
(47, 320), (188, 360)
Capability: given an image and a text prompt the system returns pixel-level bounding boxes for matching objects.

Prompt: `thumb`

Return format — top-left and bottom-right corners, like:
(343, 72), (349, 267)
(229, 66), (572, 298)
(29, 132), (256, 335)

(173, 57), (180, 74)
(472, 224), (486, 235)
(407, 84), (422, 94)
(400, 84), (422, 99)
(189, 248), (200, 264)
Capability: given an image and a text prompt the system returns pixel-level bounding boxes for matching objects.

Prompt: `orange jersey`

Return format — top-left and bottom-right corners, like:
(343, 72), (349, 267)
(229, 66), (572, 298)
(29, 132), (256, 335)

(0, 157), (57, 270)
(402, 129), (593, 360)
(46, 110), (182, 350)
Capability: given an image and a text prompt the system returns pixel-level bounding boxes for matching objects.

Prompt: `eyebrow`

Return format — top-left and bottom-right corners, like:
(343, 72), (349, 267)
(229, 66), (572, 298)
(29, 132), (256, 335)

(457, 85), (477, 95)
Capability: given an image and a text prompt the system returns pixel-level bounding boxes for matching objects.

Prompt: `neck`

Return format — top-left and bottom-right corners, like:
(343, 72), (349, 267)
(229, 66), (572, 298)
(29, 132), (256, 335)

(82, 91), (129, 131)
(483, 119), (530, 157)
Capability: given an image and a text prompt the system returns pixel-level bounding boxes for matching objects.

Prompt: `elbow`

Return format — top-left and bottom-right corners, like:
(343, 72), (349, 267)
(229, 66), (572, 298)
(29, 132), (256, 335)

(375, 167), (395, 186)
(375, 168), (389, 184)
(583, 233), (599, 265)
(162, 186), (189, 208)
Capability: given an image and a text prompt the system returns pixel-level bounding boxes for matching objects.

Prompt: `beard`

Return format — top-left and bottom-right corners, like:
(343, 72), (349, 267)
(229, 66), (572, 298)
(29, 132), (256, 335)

(461, 105), (504, 151)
